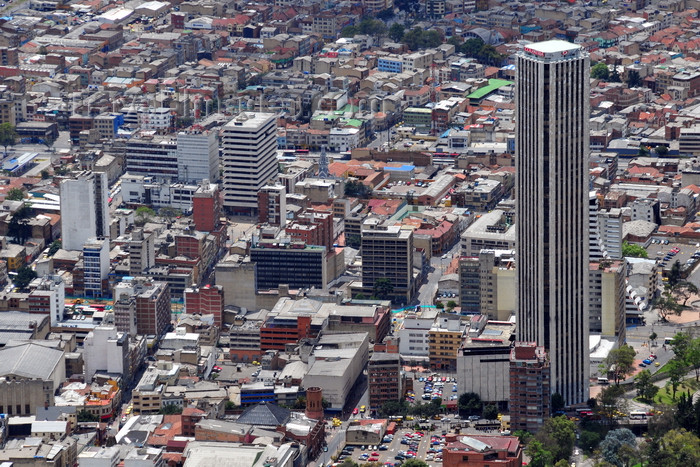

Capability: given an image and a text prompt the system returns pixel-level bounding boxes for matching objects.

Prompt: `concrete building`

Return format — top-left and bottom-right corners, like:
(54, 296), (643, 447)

(177, 127), (220, 183)
(83, 325), (130, 384)
(442, 434), (523, 467)
(302, 333), (369, 411)
(0, 343), (65, 416)
(516, 40), (590, 405)
(82, 238), (110, 298)
(258, 184), (287, 228)
(458, 256), (480, 313)
(599, 208), (623, 260)
(509, 342), (550, 433)
(398, 308), (438, 361)
(60, 171), (109, 251)
(124, 136), (178, 179)
(359, 224), (415, 304)
(222, 112), (278, 215)
(429, 316), (467, 371)
(368, 352), (403, 409)
(115, 278), (171, 337)
(250, 241), (327, 290)
(460, 210), (515, 256)
(589, 260), (626, 345)
(456, 316), (514, 404)
(128, 229), (155, 275)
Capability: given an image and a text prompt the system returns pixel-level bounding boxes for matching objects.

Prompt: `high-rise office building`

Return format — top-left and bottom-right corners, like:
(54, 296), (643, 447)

(60, 171), (109, 251)
(360, 224), (415, 304)
(516, 40), (590, 405)
(221, 112), (278, 215)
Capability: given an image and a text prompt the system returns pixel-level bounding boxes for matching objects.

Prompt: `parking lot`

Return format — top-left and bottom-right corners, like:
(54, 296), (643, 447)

(340, 427), (447, 466)
(409, 374), (460, 404)
(646, 240), (700, 274)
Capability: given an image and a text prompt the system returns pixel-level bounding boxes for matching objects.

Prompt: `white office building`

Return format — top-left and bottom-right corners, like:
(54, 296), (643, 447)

(221, 112), (278, 215)
(83, 238), (110, 298)
(177, 128), (220, 183)
(60, 171), (109, 251)
(516, 40), (590, 405)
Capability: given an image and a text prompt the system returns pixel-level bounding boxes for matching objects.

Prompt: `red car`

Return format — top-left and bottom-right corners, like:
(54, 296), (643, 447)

(353, 408), (359, 415)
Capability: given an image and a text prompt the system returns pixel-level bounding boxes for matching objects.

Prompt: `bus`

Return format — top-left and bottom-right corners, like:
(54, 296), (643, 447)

(629, 411), (649, 420)
(295, 149), (310, 154)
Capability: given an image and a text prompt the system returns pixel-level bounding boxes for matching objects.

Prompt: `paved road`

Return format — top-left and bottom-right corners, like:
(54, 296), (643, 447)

(416, 242), (460, 305)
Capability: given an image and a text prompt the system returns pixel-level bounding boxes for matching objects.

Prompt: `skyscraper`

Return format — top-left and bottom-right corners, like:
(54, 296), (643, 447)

(516, 40), (590, 405)
(60, 171), (109, 251)
(221, 112), (278, 215)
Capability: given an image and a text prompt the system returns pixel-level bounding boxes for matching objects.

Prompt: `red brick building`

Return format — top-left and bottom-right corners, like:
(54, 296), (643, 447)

(259, 315), (313, 350)
(509, 342), (550, 433)
(192, 184), (221, 233)
(135, 281), (171, 336)
(184, 284), (224, 327)
(442, 434), (522, 467)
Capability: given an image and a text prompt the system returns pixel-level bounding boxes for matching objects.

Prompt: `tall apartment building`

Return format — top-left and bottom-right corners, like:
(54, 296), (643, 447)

(114, 278), (171, 337)
(221, 112), (278, 215)
(589, 260), (626, 345)
(82, 238), (110, 298)
(192, 183), (221, 232)
(516, 40), (590, 405)
(124, 137), (178, 179)
(250, 242), (327, 290)
(177, 127), (220, 183)
(429, 316), (467, 371)
(128, 229), (155, 275)
(60, 171), (109, 251)
(509, 342), (550, 433)
(599, 208), (623, 260)
(258, 184), (287, 228)
(368, 352), (402, 409)
(26, 275), (65, 327)
(458, 257), (480, 313)
(184, 285), (224, 328)
(589, 192), (604, 261)
(478, 249), (516, 321)
(360, 224), (415, 304)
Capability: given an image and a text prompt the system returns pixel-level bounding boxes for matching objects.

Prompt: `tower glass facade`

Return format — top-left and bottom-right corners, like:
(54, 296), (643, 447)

(516, 40), (590, 405)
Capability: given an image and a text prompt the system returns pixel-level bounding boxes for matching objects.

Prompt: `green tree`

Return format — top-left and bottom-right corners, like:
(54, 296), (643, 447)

(525, 439), (554, 467)
(341, 25), (359, 37)
(344, 179), (371, 198)
(685, 337), (700, 381)
(389, 23), (405, 42)
(649, 331), (658, 347)
(376, 8), (394, 20)
(0, 122), (17, 156)
(159, 405), (183, 415)
(135, 206), (156, 226)
(458, 392), (483, 416)
(600, 428), (636, 466)
(14, 266), (37, 289)
(535, 416), (576, 462)
(8, 205), (32, 245)
(435, 301), (444, 309)
(626, 70), (642, 88)
(48, 240), (61, 256)
(591, 62), (610, 80)
(610, 67), (622, 82)
(673, 281), (698, 307)
(446, 300), (457, 311)
(159, 207), (182, 223)
(402, 460), (429, 467)
(292, 396), (306, 410)
(656, 291), (682, 322)
(655, 145), (669, 156)
(667, 359), (686, 400)
(41, 169), (50, 179)
(551, 393), (566, 414)
(676, 393), (696, 432)
(380, 400), (409, 416)
(579, 429), (602, 454)
(373, 278), (394, 300)
(225, 400), (236, 410)
(483, 404), (498, 420)
(553, 460), (569, 467)
(596, 384), (626, 422)
(602, 345), (636, 385)
(6, 187), (24, 201)
(652, 428), (700, 466)
(77, 409), (98, 422)
(621, 241), (648, 258)
(346, 234), (361, 249)
(635, 369), (659, 402)
(669, 260), (683, 288)
(670, 332), (692, 360)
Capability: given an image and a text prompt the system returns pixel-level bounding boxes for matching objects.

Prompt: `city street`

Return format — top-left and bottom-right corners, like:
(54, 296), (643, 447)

(416, 242), (460, 306)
